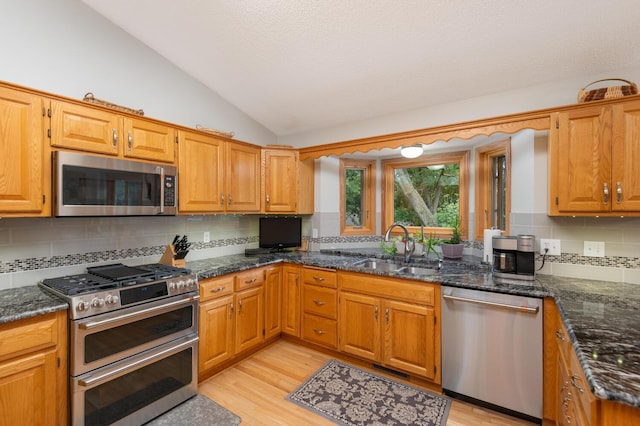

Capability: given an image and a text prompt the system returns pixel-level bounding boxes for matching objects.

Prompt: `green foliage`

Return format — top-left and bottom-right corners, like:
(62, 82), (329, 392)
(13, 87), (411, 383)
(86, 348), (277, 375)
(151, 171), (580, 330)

(380, 240), (397, 255)
(423, 233), (441, 258)
(345, 169), (364, 226)
(443, 216), (463, 244)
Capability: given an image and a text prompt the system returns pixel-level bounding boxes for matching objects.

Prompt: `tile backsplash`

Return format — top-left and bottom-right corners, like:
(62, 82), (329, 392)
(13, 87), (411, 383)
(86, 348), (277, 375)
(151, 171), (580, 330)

(2, 211), (640, 290)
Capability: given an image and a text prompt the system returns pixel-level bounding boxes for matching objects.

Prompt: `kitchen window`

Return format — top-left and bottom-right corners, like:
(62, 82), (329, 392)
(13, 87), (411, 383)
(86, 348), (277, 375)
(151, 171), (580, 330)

(474, 139), (511, 239)
(381, 151), (469, 240)
(340, 159), (376, 235)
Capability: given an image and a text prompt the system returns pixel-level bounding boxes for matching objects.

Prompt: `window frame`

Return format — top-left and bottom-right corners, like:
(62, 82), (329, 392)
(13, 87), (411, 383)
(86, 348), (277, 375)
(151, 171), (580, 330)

(474, 139), (511, 240)
(381, 150), (470, 240)
(340, 158), (376, 236)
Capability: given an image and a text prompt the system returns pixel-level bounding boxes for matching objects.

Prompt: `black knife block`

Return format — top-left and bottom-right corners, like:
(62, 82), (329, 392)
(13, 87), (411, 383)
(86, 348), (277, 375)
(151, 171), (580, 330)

(159, 244), (186, 268)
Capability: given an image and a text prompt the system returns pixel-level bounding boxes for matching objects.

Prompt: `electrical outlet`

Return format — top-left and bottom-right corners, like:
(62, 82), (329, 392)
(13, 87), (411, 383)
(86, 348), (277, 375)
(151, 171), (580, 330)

(584, 241), (605, 257)
(203, 231), (210, 243)
(540, 238), (561, 256)
(312, 228), (318, 238)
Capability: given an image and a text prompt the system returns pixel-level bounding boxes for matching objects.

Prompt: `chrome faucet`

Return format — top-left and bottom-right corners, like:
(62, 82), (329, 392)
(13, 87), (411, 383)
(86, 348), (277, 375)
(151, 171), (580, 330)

(384, 222), (415, 263)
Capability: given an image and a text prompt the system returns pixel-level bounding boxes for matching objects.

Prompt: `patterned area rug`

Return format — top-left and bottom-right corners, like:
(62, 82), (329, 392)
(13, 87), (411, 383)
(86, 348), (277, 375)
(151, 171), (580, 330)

(286, 359), (451, 426)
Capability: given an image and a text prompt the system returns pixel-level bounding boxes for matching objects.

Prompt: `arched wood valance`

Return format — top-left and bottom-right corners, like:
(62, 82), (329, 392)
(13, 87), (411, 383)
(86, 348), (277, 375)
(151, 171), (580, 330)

(299, 109), (552, 160)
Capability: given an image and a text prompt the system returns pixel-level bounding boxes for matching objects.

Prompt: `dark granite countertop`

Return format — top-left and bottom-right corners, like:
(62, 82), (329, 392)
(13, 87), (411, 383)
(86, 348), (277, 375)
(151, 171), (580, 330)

(189, 248), (640, 408)
(0, 286), (68, 324)
(0, 249), (637, 409)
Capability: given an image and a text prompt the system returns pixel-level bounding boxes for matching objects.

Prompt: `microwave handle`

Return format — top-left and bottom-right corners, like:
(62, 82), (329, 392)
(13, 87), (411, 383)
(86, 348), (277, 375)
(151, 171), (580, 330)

(159, 166), (165, 214)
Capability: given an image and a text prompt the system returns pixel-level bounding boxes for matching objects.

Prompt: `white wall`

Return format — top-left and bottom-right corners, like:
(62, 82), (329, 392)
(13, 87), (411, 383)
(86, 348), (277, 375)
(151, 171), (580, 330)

(0, 0), (276, 145)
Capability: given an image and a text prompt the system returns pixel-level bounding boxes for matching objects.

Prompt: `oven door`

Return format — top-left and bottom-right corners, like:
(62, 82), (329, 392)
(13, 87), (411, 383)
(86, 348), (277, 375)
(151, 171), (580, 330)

(71, 293), (198, 376)
(72, 335), (198, 426)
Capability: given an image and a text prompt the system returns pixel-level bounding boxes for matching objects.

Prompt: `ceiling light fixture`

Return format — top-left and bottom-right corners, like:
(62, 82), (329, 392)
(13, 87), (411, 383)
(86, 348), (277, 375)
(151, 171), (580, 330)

(400, 144), (423, 158)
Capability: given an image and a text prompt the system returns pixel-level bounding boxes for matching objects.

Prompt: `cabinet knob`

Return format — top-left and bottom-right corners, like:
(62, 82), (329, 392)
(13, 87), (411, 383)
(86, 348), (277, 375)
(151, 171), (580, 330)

(127, 131), (133, 150)
(312, 299), (326, 306)
(112, 128), (118, 148)
(603, 183), (609, 204)
(617, 182), (622, 204)
(312, 328), (325, 335)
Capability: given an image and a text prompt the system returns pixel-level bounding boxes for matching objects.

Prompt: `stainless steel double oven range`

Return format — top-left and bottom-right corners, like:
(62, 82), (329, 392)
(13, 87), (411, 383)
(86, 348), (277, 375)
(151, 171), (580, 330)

(40, 263), (199, 426)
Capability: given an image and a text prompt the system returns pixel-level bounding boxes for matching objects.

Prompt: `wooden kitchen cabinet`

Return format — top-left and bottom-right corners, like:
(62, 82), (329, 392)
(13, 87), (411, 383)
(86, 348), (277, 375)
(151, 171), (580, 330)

(281, 264), (301, 337)
(264, 265), (283, 340)
(262, 148), (314, 214)
(50, 99), (176, 163)
(338, 271), (440, 381)
(178, 130), (260, 214)
(549, 99), (640, 215)
(0, 310), (67, 426)
(0, 85), (47, 216)
(301, 267), (338, 349)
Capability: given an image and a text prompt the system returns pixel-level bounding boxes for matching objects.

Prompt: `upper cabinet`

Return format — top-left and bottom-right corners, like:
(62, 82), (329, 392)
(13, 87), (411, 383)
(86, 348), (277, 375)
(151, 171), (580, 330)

(0, 86), (48, 216)
(262, 148), (314, 214)
(50, 100), (176, 163)
(177, 130), (260, 214)
(549, 99), (640, 215)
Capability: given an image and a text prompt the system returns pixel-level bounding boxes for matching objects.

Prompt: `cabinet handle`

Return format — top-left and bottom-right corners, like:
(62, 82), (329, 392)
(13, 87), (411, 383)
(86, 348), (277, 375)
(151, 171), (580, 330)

(313, 276), (325, 282)
(312, 328), (325, 335)
(385, 307), (389, 324)
(617, 182), (622, 204)
(312, 299), (326, 306)
(375, 305), (379, 321)
(211, 286), (226, 293)
(112, 128), (118, 148)
(295, 274), (299, 287)
(266, 194), (270, 205)
(221, 194), (225, 205)
(229, 303), (234, 318)
(604, 183), (609, 204)
(570, 374), (585, 393)
(228, 193), (232, 205)
(238, 300), (242, 313)
(555, 329), (567, 341)
(245, 278), (257, 284)
(127, 131), (132, 150)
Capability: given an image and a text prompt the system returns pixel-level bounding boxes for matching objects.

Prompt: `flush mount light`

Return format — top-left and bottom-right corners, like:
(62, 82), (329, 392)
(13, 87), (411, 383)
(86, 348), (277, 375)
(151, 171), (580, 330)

(400, 144), (423, 158)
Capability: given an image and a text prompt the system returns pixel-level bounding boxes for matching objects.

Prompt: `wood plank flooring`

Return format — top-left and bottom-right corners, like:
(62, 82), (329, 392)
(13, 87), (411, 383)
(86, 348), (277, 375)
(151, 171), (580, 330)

(199, 340), (538, 426)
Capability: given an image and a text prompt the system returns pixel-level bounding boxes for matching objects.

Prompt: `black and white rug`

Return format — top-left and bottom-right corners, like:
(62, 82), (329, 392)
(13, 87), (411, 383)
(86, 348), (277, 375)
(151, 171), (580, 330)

(286, 359), (451, 426)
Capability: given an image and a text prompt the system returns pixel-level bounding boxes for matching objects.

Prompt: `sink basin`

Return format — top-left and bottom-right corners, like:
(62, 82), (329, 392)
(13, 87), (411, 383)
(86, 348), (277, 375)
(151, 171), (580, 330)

(396, 266), (439, 276)
(352, 259), (404, 272)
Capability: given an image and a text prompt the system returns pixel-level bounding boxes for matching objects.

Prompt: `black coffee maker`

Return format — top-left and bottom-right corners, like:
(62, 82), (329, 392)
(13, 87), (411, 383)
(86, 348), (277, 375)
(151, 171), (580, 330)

(492, 235), (536, 280)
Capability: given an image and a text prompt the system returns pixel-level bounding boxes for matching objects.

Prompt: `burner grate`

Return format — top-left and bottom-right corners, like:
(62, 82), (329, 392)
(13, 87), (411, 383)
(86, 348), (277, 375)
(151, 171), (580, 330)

(42, 274), (117, 296)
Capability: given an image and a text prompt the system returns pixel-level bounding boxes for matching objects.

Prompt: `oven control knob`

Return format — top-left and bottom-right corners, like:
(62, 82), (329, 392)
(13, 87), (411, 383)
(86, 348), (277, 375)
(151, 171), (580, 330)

(169, 282), (177, 291)
(91, 297), (105, 308)
(76, 301), (88, 312)
(177, 280), (186, 289)
(105, 295), (119, 305)
(186, 278), (195, 288)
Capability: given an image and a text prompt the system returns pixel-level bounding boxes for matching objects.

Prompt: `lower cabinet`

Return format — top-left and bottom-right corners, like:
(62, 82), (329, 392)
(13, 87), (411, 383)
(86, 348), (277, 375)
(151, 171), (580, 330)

(0, 310), (67, 426)
(301, 267), (338, 349)
(281, 264), (301, 337)
(338, 271), (440, 382)
(198, 268), (266, 380)
(264, 265), (283, 340)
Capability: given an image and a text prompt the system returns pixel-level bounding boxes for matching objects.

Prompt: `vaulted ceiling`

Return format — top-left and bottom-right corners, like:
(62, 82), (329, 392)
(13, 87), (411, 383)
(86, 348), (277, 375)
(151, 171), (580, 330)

(82, 0), (640, 136)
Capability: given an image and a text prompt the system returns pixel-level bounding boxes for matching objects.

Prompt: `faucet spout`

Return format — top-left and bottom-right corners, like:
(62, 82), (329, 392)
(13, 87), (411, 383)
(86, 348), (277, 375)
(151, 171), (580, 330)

(384, 222), (415, 263)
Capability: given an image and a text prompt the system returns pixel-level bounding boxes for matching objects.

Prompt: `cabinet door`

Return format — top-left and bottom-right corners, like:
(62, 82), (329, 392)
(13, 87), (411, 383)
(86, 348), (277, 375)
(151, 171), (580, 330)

(0, 349), (57, 425)
(177, 130), (224, 213)
(264, 266), (283, 339)
(612, 100), (640, 211)
(263, 149), (298, 212)
(123, 117), (175, 163)
(50, 100), (120, 155)
(235, 286), (264, 354)
(226, 142), (261, 212)
(553, 106), (612, 213)
(199, 295), (234, 373)
(384, 299), (436, 379)
(0, 88), (45, 214)
(282, 265), (301, 337)
(338, 292), (381, 362)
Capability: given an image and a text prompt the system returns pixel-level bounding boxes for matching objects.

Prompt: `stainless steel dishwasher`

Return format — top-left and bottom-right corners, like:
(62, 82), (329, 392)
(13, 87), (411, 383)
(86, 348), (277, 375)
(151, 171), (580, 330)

(441, 286), (543, 422)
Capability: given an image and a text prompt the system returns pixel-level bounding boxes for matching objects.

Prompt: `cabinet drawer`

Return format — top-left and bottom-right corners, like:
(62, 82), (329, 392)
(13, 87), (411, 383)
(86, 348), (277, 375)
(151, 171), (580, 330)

(0, 313), (58, 361)
(303, 284), (337, 319)
(235, 268), (264, 291)
(199, 275), (234, 302)
(302, 314), (337, 349)
(303, 267), (337, 288)
(569, 347), (597, 424)
(338, 271), (436, 306)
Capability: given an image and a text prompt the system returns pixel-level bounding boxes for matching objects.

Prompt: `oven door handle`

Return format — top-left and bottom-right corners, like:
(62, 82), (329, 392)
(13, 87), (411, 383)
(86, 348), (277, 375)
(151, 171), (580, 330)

(79, 295), (199, 330)
(78, 335), (198, 387)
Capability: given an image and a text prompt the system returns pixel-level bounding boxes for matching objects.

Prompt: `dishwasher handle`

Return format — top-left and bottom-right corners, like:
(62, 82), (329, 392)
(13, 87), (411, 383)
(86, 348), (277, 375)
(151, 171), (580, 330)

(443, 293), (539, 314)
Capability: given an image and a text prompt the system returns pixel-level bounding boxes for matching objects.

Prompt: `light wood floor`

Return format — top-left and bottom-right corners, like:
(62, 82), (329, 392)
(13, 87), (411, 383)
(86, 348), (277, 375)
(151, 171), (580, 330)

(199, 340), (537, 426)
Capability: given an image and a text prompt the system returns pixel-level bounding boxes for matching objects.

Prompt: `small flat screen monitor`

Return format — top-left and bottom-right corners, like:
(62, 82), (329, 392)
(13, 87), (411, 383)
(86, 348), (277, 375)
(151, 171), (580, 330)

(259, 217), (302, 251)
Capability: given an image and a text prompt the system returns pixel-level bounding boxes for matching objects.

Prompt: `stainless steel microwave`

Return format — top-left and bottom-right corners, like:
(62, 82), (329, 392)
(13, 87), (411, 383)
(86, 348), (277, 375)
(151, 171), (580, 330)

(53, 151), (177, 216)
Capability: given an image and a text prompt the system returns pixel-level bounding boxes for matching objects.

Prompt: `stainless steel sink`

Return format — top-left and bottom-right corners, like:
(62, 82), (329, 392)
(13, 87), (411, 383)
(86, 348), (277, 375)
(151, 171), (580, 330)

(352, 259), (404, 272)
(395, 266), (439, 276)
